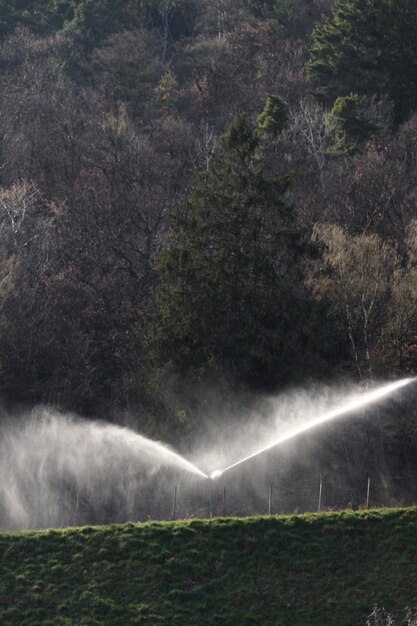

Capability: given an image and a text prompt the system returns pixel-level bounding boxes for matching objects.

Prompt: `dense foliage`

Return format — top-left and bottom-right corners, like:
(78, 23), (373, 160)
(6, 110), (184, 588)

(309, 0), (417, 123)
(150, 114), (318, 394)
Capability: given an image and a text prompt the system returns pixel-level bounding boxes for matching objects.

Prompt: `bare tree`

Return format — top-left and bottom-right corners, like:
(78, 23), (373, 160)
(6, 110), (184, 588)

(0, 29), (89, 195)
(310, 224), (399, 379)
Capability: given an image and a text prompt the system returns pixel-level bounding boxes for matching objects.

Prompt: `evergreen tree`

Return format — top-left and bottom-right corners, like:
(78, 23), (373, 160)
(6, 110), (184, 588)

(257, 94), (289, 136)
(327, 94), (377, 154)
(149, 114), (314, 395)
(308, 0), (417, 123)
(0, 0), (79, 36)
(62, 0), (137, 41)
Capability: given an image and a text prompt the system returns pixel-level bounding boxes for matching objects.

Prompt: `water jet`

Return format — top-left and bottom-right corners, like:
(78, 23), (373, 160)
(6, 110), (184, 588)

(1, 377), (415, 529)
(207, 377), (416, 480)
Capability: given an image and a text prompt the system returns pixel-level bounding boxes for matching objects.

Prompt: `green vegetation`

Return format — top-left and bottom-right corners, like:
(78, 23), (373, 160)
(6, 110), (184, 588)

(1, 508), (417, 625)
(327, 94), (377, 153)
(0, 0), (199, 41)
(257, 95), (289, 136)
(309, 0), (417, 123)
(150, 114), (312, 395)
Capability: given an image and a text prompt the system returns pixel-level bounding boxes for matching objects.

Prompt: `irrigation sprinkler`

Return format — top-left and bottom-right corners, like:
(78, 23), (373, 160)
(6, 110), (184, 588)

(2, 376), (415, 531)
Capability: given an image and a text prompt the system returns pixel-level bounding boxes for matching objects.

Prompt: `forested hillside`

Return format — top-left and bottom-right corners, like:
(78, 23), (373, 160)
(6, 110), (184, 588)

(0, 0), (416, 456)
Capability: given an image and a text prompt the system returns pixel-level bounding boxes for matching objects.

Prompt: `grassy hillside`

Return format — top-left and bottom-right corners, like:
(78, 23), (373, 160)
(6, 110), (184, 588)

(1, 509), (417, 625)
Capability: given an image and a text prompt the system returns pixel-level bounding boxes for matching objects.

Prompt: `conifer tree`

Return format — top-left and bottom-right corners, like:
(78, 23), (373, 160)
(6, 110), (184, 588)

(327, 95), (377, 154)
(150, 114), (312, 392)
(308, 0), (417, 123)
(257, 94), (289, 136)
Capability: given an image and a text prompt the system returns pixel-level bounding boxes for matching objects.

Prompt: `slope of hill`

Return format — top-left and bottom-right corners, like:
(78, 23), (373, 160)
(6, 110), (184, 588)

(1, 508), (417, 625)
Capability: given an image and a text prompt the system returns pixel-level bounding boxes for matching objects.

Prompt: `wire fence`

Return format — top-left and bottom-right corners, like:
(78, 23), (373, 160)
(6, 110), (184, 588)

(2, 470), (416, 532)
(73, 473), (417, 526)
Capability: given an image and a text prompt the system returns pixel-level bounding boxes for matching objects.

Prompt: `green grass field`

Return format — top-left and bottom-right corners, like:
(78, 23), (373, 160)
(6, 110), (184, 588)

(1, 508), (417, 625)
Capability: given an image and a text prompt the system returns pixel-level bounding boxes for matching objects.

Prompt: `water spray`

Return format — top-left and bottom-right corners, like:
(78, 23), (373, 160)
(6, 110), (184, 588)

(208, 378), (416, 481)
(0, 377), (415, 530)
(0, 410), (209, 531)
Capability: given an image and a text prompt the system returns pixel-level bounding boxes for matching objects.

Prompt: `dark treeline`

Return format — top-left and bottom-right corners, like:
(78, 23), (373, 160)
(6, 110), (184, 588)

(0, 0), (416, 481)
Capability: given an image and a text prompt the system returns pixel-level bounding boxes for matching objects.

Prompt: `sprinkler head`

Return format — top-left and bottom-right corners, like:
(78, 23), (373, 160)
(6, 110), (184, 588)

(210, 470), (223, 480)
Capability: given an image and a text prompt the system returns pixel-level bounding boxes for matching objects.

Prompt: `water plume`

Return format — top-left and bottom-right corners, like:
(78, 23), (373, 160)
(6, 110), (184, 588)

(208, 378), (415, 479)
(0, 377), (415, 530)
(0, 408), (207, 531)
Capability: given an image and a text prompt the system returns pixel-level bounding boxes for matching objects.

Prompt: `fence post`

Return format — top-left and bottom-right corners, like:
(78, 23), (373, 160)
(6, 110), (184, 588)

(318, 476), (323, 512)
(209, 478), (213, 519)
(366, 477), (371, 509)
(172, 486), (177, 521)
(222, 484), (227, 517)
(268, 483), (273, 515)
(75, 491), (79, 526)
